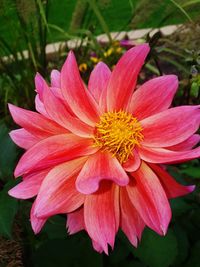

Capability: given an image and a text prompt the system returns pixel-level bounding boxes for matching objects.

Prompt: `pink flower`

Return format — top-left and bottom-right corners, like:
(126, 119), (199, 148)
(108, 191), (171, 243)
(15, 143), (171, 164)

(8, 44), (200, 254)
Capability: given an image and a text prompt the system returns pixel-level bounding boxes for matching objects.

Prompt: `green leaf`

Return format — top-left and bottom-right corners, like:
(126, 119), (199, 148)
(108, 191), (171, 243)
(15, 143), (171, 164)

(42, 215), (67, 239)
(173, 224), (189, 265)
(34, 235), (103, 267)
(180, 166), (200, 179)
(0, 122), (17, 180)
(183, 241), (200, 267)
(170, 198), (192, 217)
(133, 228), (178, 267)
(0, 180), (19, 238)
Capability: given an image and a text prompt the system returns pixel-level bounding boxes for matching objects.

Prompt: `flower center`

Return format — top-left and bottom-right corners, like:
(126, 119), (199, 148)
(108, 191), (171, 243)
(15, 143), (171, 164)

(93, 111), (143, 163)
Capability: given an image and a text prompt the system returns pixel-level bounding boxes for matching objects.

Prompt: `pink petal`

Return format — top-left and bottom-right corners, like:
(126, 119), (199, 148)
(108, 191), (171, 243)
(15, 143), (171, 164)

(67, 208), (85, 234)
(106, 44), (150, 111)
(35, 94), (50, 118)
(88, 62), (111, 109)
(149, 163), (195, 198)
(42, 79), (94, 137)
(141, 106), (200, 147)
(167, 134), (200, 151)
(76, 151), (129, 194)
(92, 240), (104, 253)
(138, 145), (200, 164)
(84, 182), (119, 254)
(8, 168), (50, 199)
(9, 129), (40, 149)
(14, 134), (97, 177)
(8, 104), (68, 139)
(120, 187), (145, 247)
(35, 73), (44, 100)
(123, 149), (141, 172)
(50, 70), (61, 88)
(31, 202), (47, 234)
(61, 51), (100, 126)
(127, 161), (171, 235)
(127, 75), (178, 119)
(34, 158), (86, 218)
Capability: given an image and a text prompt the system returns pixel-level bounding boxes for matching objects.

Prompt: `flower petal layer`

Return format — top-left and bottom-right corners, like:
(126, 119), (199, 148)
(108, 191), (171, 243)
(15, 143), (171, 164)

(76, 152), (129, 194)
(9, 129), (40, 150)
(120, 187), (145, 246)
(149, 163), (195, 198)
(61, 51), (100, 126)
(127, 162), (171, 235)
(42, 79), (94, 137)
(138, 146), (200, 164)
(128, 75), (178, 119)
(141, 106), (200, 147)
(14, 134), (97, 177)
(106, 44), (150, 111)
(34, 158), (86, 218)
(9, 104), (67, 138)
(8, 168), (50, 199)
(167, 134), (200, 151)
(84, 182), (119, 254)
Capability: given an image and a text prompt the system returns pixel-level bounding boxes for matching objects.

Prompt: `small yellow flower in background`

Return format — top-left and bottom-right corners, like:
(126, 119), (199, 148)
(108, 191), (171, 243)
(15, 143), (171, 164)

(79, 63), (88, 73)
(112, 40), (120, 47)
(115, 47), (123, 54)
(104, 47), (114, 57)
(90, 56), (101, 63)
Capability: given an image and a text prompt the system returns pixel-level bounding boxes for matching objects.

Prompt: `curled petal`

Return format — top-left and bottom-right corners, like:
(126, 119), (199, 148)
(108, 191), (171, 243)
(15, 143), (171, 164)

(14, 134), (97, 177)
(127, 162), (171, 235)
(9, 129), (40, 150)
(138, 145), (200, 164)
(76, 151), (129, 194)
(141, 106), (200, 147)
(123, 149), (141, 172)
(107, 44), (150, 111)
(61, 51), (100, 126)
(149, 163), (195, 198)
(128, 75), (178, 119)
(34, 158), (86, 218)
(84, 182), (119, 254)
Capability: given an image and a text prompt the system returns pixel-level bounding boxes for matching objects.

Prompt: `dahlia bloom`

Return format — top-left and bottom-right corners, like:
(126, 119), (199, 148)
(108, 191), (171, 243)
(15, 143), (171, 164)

(9, 44), (200, 254)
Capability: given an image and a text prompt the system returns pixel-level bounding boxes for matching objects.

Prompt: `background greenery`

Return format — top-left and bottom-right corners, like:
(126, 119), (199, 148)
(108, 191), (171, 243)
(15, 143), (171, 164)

(0, 0), (200, 266)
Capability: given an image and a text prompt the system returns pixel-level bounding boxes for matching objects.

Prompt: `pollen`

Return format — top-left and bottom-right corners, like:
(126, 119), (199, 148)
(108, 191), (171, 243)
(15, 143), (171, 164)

(93, 110), (143, 163)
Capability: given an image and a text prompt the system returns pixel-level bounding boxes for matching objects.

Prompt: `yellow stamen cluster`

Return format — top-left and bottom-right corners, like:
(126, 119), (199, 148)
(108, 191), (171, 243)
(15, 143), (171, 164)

(93, 111), (143, 163)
